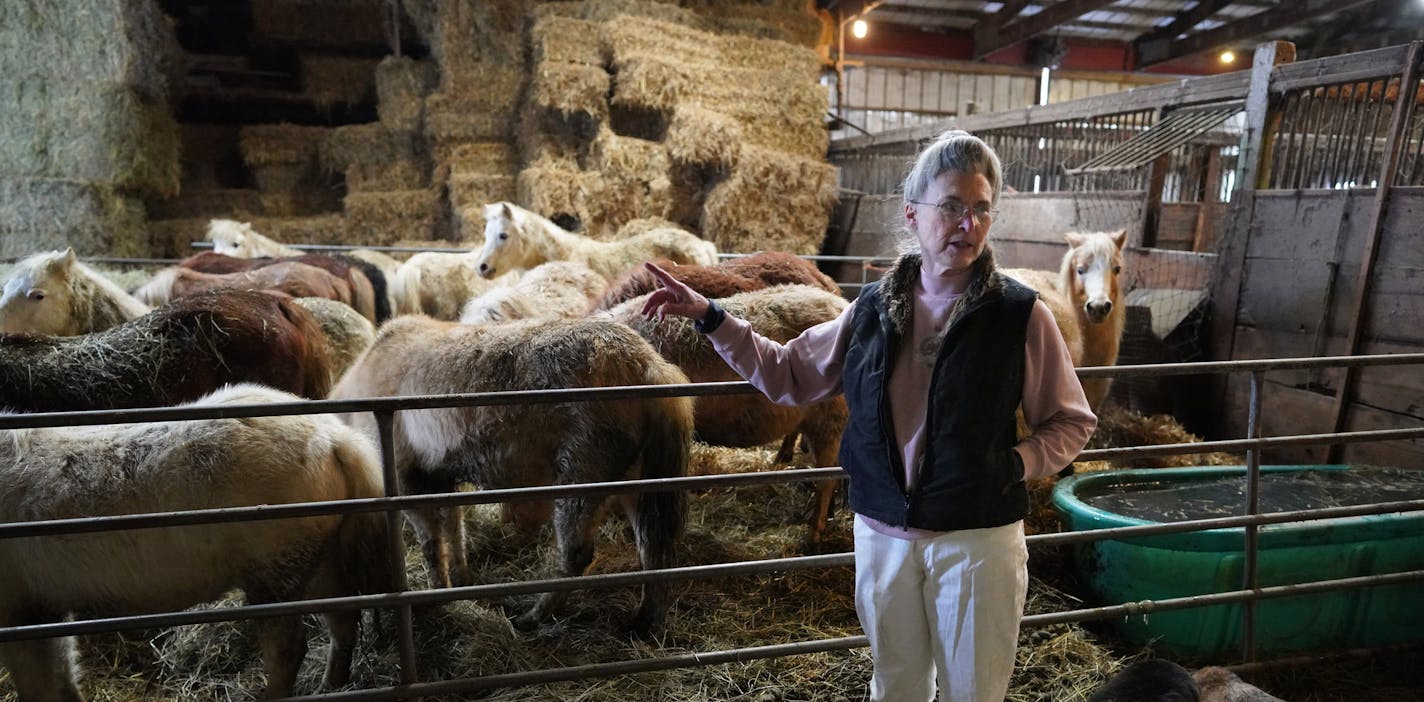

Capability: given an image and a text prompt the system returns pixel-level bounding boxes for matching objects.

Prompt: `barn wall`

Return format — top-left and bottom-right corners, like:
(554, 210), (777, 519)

(830, 56), (1169, 139)
(1220, 187), (1424, 466)
(0, 0), (181, 258)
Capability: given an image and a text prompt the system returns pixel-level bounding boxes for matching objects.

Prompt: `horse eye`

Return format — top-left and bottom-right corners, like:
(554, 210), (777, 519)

(499, 232), (508, 241)
(1076, 266), (1087, 275)
(1113, 265), (1121, 274)
(28, 290), (44, 301)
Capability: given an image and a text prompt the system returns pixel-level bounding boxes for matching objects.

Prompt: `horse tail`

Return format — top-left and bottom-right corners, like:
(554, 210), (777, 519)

(275, 295), (335, 399)
(337, 255), (391, 323)
(330, 429), (398, 597)
(391, 261), (422, 316)
(637, 357), (693, 560)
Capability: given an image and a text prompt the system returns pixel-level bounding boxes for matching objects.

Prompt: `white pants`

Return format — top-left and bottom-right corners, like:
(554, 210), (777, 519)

(854, 517), (1029, 702)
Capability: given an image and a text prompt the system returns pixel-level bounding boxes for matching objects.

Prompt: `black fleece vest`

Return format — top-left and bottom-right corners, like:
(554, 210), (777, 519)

(838, 275), (1037, 531)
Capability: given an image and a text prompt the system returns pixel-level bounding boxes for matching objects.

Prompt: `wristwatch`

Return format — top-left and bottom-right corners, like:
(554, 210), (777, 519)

(692, 301), (726, 334)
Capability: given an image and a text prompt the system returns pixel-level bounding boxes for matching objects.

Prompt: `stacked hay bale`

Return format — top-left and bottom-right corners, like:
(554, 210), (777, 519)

(517, 1), (836, 253)
(0, 0), (183, 258)
(420, 0), (527, 240)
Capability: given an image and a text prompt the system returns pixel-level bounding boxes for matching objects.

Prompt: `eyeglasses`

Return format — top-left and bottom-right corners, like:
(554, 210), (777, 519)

(908, 199), (999, 222)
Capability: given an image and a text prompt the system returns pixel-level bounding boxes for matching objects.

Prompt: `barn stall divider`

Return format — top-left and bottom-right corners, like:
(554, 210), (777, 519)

(827, 40), (1424, 473)
(2, 352), (1421, 700)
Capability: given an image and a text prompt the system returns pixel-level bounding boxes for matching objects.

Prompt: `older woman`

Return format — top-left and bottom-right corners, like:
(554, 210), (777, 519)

(642, 129), (1095, 702)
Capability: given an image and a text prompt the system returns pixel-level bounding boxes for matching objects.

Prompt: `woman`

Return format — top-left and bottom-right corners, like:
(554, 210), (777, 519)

(641, 129), (1096, 701)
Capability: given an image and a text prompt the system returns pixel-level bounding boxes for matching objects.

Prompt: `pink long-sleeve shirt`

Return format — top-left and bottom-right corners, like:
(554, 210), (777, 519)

(705, 273), (1097, 540)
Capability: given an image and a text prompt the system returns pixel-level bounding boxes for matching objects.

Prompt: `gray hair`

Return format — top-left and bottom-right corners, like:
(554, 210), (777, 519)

(900, 130), (1003, 204)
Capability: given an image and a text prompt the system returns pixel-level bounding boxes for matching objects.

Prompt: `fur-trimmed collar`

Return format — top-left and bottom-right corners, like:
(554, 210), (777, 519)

(879, 246), (1004, 338)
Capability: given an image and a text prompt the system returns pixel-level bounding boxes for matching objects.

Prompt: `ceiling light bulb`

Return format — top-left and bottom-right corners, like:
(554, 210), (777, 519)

(1220, 50), (1236, 64)
(852, 19), (868, 39)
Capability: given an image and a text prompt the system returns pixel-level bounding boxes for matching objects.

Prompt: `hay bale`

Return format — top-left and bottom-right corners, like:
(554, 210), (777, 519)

(0, 177), (148, 258)
(700, 146), (837, 255)
(605, 16), (821, 74)
(343, 189), (442, 246)
(581, 128), (673, 237)
(424, 89), (522, 145)
(346, 160), (430, 192)
(448, 172), (516, 211)
(438, 141), (519, 175)
(245, 214), (348, 247)
(531, 15), (606, 66)
(320, 123), (421, 172)
(688, 72), (829, 159)
(516, 159), (601, 226)
(299, 53), (378, 109)
(433, 0), (528, 87)
(530, 62), (611, 120)
(665, 105), (742, 169)
(0, 80), (181, 198)
(238, 123), (325, 167)
(1, 0), (185, 104)
(608, 53), (689, 111)
(375, 56), (437, 131)
(697, 2), (829, 48)
(533, 0), (703, 26)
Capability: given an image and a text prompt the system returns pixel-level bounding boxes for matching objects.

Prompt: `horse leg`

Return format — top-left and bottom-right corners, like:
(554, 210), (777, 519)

(246, 586), (308, 700)
(802, 400), (848, 552)
(500, 498), (554, 534)
(618, 486), (682, 637)
(403, 468), (467, 588)
(0, 632), (84, 702)
(302, 553), (360, 690)
(773, 432), (801, 463)
(512, 494), (603, 631)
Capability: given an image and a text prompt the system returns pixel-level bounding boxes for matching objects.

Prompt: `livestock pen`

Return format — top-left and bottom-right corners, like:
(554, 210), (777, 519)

(1, 352), (1421, 700)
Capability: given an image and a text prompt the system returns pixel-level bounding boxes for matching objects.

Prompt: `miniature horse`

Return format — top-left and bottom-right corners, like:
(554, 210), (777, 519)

(330, 315), (694, 634)
(180, 250), (385, 323)
(476, 201), (718, 281)
(0, 383), (392, 699)
(0, 289), (331, 411)
(0, 248), (149, 336)
(1003, 229), (1126, 410)
(590, 250), (842, 312)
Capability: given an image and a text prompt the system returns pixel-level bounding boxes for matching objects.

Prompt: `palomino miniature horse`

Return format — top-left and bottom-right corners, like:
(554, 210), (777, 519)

(0, 384), (392, 700)
(1003, 229), (1126, 411)
(330, 315), (694, 634)
(0, 289), (331, 411)
(0, 248), (149, 336)
(207, 218), (400, 323)
(391, 249), (520, 319)
(590, 250), (842, 312)
(605, 284), (850, 549)
(459, 261), (607, 324)
(476, 201), (718, 281)
(180, 250), (384, 323)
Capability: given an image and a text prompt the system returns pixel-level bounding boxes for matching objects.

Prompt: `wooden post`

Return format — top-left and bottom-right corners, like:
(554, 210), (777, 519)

(1326, 40), (1423, 463)
(1138, 151), (1171, 248)
(1191, 146), (1224, 252)
(1206, 40), (1294, 437)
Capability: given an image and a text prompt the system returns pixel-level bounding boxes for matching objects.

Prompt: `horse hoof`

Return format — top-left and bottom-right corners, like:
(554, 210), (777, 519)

(511, 611), (541, 632)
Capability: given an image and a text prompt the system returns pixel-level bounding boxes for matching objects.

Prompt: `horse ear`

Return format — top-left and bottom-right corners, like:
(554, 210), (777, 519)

(1110, 229), (1128, 249)
(1063, 231), (1085, 248)
(501, 202), (514, 218)
(59, 247), (78, 269)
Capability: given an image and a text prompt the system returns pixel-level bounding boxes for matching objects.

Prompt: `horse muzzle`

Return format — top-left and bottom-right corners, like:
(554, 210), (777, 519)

(1084, 300), (1113, 324)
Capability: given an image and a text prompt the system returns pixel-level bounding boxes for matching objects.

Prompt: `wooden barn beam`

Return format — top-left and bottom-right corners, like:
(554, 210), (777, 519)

(1135, 0), (1376, 68)
(971, 0), (1033, 57)
(1133, 0), (1235, 66)
(974, 0), (1118, 58)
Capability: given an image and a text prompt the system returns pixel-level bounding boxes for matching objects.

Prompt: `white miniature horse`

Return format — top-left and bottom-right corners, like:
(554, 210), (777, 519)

(0, 249), (149, 336)
(458, 260), (607, 324)
(391, 250), (520, 320)
(206, 218), (304, 257)
(0, 384), (392, 700)
(476, 201), (718, 281)
(1004, 229), (1127, 411)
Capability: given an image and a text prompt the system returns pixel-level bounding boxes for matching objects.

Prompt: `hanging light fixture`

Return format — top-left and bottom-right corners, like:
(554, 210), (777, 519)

(852, 18), (868, 39)
(1220, 49), (1236, 64)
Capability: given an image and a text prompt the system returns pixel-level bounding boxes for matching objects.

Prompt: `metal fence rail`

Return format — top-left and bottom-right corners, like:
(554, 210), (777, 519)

(1, 353), (1421, 699)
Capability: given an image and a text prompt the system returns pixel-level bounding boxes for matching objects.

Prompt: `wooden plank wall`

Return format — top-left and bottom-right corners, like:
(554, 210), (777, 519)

(1222, 187), (1424, 467)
